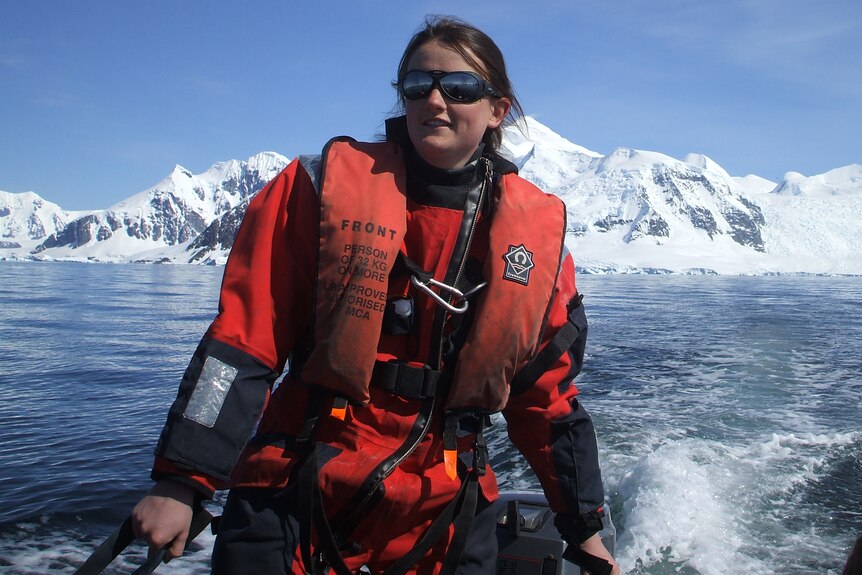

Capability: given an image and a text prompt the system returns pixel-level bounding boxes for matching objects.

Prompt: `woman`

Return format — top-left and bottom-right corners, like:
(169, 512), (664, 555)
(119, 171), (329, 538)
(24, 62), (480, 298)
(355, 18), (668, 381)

(133, 16), (619, 575)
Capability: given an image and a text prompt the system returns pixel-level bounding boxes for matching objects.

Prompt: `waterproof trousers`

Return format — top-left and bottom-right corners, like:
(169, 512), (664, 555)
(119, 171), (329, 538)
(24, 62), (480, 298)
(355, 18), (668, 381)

(211, 486), (499, 575)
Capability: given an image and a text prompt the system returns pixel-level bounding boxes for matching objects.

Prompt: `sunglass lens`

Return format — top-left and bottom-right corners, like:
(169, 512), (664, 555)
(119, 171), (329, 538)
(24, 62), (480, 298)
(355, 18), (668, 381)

(439, 72), (482, 102)
(401, 71), (434, 100)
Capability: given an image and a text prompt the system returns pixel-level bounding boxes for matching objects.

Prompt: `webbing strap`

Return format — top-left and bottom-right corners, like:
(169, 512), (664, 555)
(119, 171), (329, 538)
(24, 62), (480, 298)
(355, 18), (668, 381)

(439, 472), (479, 575)
(372, 361), (442, 400)
(510, 319), (580, 396)
(73, 505), (213, 575)
(297, 446), (354, 575)
(298, 452), (315, 573)
(296, 386), (323, 447)
(382, 471), (479, 575)
(392, 252), (433, 283)
(73, 516), (136, 575)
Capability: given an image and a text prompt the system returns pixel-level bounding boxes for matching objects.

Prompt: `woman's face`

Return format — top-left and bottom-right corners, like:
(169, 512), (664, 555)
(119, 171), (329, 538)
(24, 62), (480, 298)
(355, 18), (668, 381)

(404, 40), (510, 170)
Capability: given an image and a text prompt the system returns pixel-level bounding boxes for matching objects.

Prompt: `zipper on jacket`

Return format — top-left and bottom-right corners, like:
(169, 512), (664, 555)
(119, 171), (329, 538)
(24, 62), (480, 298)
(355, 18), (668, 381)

(329, 157), (493, 545)
(381, 158), (492, 483)
(433, 157), (491, 370)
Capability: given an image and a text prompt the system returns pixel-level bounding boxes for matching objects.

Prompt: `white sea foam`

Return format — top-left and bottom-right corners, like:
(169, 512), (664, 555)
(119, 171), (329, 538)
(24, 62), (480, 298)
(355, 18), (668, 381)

(614, 438), (763, 574)
(610, 430), (860, 574)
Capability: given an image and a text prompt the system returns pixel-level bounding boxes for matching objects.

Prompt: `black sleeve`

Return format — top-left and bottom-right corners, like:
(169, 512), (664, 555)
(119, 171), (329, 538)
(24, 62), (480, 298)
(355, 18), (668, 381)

(154, 338), (276, 480)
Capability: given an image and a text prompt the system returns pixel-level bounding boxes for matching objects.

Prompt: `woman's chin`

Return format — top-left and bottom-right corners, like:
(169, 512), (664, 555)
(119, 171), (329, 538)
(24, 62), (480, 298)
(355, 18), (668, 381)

(413, 140), (467, 171)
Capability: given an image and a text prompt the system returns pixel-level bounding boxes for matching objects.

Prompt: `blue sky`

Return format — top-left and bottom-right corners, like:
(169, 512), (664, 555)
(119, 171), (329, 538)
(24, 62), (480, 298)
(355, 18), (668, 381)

(2, 0), (860, 210)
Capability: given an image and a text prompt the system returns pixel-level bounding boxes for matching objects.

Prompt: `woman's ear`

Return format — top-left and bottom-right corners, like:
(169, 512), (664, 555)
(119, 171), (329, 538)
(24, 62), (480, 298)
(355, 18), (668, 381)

(487, 97), (511, 129)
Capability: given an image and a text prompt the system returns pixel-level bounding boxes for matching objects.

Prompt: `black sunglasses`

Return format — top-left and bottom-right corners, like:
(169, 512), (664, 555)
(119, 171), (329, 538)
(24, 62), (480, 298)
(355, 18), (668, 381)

(399, 70), (501, 103)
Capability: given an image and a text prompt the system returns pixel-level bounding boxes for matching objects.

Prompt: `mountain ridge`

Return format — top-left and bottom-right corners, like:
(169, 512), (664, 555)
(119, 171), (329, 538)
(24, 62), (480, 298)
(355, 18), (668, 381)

(2, 120), (860, 274)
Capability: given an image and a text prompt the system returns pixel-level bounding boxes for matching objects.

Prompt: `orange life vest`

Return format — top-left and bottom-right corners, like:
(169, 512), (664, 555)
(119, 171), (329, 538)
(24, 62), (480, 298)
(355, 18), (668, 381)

(300, 138), (567, 414)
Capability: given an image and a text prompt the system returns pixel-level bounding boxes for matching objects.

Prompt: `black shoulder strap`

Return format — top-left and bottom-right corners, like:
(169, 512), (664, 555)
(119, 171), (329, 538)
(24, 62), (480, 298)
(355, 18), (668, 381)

(510, 293), (584, 396)
(510, 319), (580, 396)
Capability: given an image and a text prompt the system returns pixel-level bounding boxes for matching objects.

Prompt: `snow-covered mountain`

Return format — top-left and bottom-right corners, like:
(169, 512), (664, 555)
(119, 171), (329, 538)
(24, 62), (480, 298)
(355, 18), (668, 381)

(500, 119), (861, 275)
(6, 152), (289, 263)
(2, 120), (860, 274)
(0, 191), (83, 250)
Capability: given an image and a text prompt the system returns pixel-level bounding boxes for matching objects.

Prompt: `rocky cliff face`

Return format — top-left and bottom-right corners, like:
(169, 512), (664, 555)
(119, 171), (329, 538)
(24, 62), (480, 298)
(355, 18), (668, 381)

(186, 199), (251, 264)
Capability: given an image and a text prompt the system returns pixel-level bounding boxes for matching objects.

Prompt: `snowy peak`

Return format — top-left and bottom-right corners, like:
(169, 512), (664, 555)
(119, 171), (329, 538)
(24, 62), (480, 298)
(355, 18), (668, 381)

(0, 190), (75, 248)
(772, 164), (862, 197)
(246, 151), (292, 176)
(547, 144), (766, 256)
(27, 152), (289, 260)
(683, 153), (732, 181)
(505, 117), (601, 158)
(501, 117), (601, 191)
(111, 152), (287, 212)
(733, 174), (778, 195)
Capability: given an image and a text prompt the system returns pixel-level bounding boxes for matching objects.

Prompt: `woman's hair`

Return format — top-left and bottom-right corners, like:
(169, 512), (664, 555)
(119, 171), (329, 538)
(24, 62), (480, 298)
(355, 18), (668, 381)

(394, 15), (525, 152)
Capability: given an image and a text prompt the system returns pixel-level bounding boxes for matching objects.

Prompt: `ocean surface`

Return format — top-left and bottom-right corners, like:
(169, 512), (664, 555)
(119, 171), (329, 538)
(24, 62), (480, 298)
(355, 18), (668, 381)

(0, 261), (859, 574)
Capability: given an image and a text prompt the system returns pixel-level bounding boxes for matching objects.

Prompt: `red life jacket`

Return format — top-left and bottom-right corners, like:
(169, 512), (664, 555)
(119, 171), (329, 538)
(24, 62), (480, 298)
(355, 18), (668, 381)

(300, 138), (567, 414)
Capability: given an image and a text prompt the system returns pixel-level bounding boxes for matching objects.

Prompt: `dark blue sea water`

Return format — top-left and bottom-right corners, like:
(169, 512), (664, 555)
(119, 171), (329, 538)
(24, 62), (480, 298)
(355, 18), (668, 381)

(0, 262), (859, 574)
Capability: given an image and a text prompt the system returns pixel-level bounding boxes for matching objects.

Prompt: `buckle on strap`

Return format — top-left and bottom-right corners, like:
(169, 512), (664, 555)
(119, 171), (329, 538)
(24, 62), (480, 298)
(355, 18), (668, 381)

(442, 414), (491, 481)
(371, 361), (441, 400)
(472, 424), (488, 476)
(410, 275), (487, 314)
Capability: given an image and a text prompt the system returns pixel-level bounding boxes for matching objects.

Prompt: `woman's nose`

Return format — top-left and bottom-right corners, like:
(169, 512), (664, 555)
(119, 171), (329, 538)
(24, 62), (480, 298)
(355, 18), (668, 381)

(424, 86), (446, 109)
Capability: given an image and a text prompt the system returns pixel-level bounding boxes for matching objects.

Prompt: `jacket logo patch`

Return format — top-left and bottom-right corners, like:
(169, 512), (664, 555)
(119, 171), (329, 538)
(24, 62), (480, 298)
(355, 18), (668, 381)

(502, 244), (534, 285)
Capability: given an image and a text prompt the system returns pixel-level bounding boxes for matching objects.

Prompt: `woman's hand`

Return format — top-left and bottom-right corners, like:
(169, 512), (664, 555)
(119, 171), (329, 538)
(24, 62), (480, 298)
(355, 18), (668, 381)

(131, 480), (196, 562)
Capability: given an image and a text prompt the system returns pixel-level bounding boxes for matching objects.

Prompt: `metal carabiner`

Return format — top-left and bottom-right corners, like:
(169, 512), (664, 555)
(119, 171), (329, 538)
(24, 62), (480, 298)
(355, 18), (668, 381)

(460, 281), (488, 301)
(410, 275), (469, 314)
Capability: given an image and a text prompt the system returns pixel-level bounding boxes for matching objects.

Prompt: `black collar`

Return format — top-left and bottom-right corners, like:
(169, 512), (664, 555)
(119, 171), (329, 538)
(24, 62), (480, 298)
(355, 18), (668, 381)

(385, 115), (518, 182)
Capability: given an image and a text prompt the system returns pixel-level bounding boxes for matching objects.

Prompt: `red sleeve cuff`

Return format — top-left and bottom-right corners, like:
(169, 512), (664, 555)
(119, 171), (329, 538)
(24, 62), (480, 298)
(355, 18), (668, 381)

(151, 456), (223, 498)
